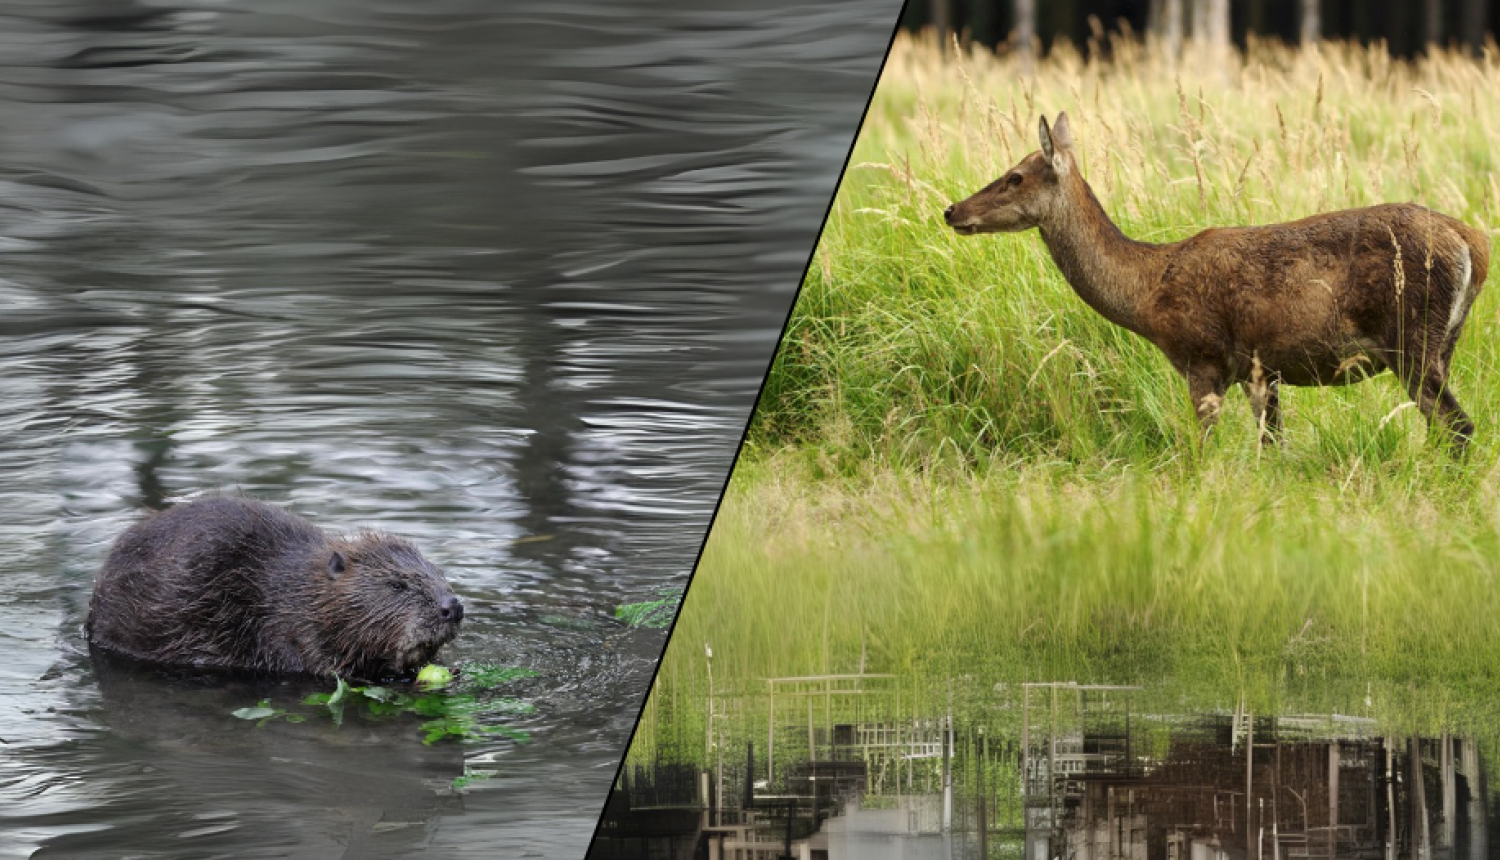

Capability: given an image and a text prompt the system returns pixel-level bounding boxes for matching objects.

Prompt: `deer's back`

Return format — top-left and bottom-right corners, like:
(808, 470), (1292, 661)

(1145, 203), (1486, 384)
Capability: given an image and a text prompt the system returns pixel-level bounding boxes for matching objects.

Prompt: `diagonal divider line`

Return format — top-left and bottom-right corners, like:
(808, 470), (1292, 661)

(582, 3), (915, 853)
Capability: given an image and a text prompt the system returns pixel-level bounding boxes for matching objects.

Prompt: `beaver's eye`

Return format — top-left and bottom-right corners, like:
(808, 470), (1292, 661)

(388, 580), (409, 593)
(1006, 173), (1023, 187)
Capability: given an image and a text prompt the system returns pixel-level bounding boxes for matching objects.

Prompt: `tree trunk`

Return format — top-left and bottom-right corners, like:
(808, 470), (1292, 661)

(1208, 0), (1230, 50)
(1014, 0), (1036, 71)
(1189, 0), (1229, 70)
(1190, 0), (1229, 54)
(1424, 0), (1443, 48)
(1191, 0), (1211, 46)
(1300, 0), (1320, 45)
(1164, 0), (1184, 57)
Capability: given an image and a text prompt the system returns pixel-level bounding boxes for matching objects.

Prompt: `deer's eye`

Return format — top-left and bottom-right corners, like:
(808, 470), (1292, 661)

(1006, 173), (1023, 187)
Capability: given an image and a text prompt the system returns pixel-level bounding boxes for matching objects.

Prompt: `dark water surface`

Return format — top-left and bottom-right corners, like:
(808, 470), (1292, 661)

(0, 1), (898, 856)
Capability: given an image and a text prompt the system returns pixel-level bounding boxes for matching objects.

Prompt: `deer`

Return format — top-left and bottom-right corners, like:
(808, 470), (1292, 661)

(944, 112), (1490, 455)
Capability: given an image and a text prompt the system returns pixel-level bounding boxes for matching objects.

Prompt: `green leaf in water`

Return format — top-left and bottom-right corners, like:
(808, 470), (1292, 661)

(231, 703), (278, 721)
(327, 676), (353, 705)
(233, 671), (535, 743)
(420, 717), (471, 745)
(615, 595), (678, 628)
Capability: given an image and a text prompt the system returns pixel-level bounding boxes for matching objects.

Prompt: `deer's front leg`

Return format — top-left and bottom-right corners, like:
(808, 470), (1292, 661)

(1187, 366), (1227, 443)
(1242, 357), (1283, 447)
(1262, 378), (1283, 442)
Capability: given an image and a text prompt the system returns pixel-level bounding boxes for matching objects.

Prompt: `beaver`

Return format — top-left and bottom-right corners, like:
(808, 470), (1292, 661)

(86, 496), (463, 680)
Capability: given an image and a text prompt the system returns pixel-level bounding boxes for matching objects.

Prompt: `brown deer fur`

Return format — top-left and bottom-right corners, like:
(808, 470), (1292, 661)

(944, 112), (1489, 453)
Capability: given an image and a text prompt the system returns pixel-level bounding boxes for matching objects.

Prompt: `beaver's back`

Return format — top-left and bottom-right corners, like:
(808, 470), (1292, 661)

(86, 496), (463, 679)
(86, 496), (329, 673)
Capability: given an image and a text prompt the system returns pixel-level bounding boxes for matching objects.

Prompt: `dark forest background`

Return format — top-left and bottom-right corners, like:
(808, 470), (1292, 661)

(901, 0), (1498, 57)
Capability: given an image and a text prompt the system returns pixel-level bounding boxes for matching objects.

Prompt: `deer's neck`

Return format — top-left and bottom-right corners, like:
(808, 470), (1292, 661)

(1037, 179), (1163, 336)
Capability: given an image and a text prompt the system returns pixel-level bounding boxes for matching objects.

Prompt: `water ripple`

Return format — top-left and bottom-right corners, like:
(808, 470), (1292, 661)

(0, 0), (898, 856)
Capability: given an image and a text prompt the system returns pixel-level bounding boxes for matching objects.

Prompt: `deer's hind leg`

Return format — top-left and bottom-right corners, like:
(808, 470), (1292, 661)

(1405, 363), (1474, 455)
(1406, 234), (1480, 455)
(1438, 238), (1480, 369)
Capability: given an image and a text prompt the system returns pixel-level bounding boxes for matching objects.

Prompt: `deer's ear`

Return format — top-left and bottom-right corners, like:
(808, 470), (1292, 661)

(1051, 112), (1074, 150)
(1039, 113), (1071, 176)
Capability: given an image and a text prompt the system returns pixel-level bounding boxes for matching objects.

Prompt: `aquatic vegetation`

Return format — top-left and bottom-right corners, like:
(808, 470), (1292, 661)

(616, 592), (680, 629)
(231, 664), (540, 745)
(230, 700), (305, 726)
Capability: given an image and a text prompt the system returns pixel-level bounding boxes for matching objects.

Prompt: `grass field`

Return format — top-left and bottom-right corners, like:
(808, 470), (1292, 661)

(634, 34), (1500, 763)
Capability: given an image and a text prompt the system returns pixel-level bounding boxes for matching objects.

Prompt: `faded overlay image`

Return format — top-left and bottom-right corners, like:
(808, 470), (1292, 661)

(601, 4), (1500, 860)
(0, 1), (900, 857)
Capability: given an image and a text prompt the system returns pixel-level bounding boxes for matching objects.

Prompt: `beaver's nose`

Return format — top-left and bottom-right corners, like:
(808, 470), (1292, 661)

(943, 204), (955, 221)
(438, 594), (464, 624)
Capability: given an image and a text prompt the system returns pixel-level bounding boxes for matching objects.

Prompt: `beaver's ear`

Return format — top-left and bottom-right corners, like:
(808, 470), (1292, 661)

(328, 551), (346, 576)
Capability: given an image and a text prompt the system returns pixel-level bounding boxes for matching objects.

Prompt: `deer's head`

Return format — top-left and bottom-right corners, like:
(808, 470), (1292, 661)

(944, 112), (1076, 235)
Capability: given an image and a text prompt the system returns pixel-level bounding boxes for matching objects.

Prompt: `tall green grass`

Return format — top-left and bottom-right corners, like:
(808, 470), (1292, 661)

(633, 36), (1500, 765)
(636, 455), (1500, 764)
(755, 35), (1500, 469)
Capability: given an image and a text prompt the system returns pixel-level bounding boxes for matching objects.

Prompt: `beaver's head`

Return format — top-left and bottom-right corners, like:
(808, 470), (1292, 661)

(308, 533), (463, 681)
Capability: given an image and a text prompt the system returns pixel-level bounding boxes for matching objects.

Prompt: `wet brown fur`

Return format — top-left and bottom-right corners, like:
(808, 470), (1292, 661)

(86, 496), (462, 680)
(945, 112), (1490, 452)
